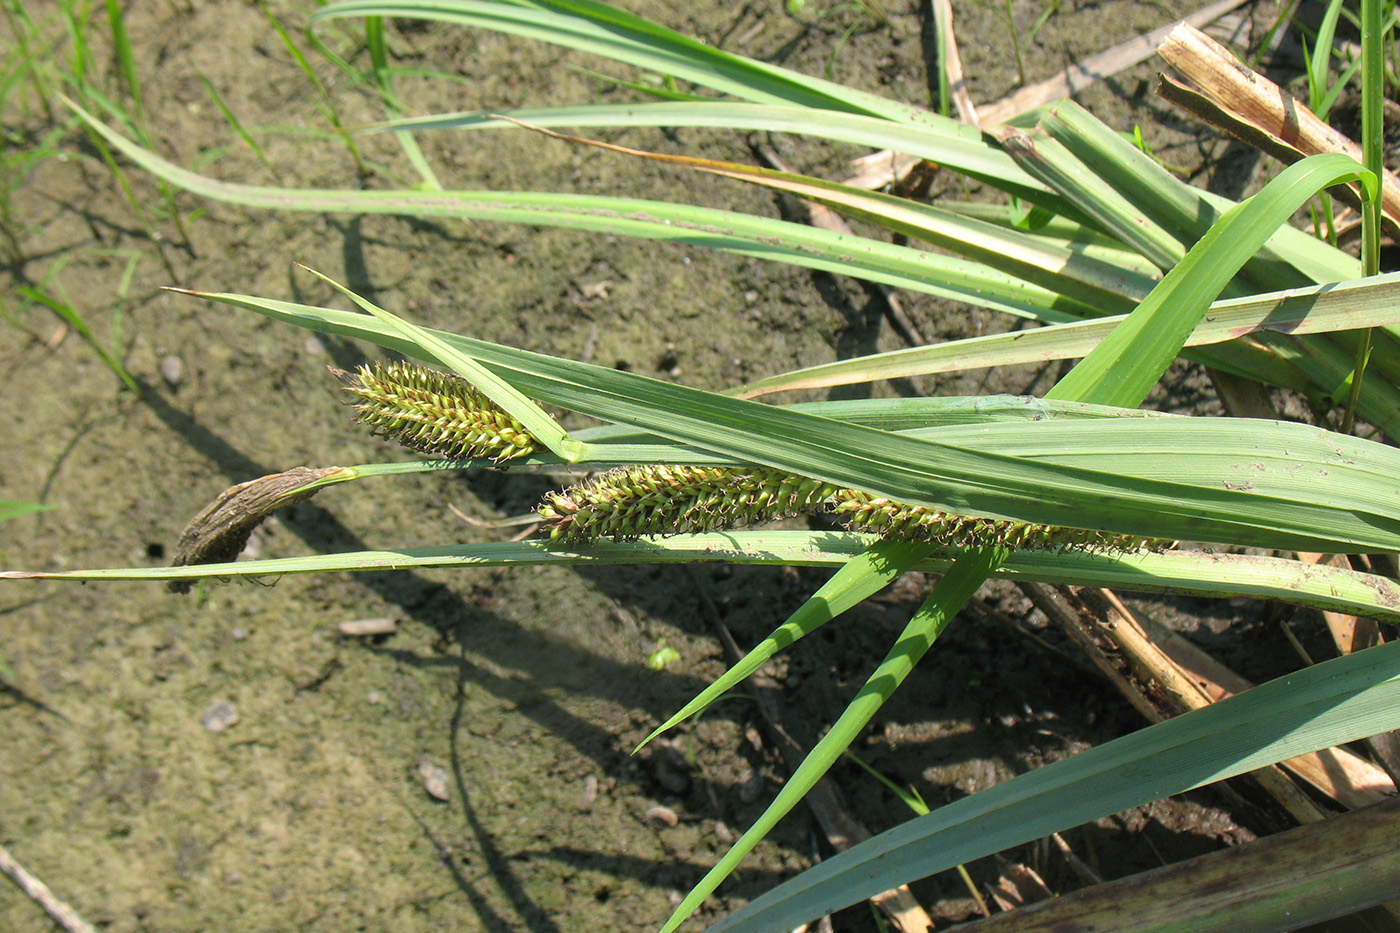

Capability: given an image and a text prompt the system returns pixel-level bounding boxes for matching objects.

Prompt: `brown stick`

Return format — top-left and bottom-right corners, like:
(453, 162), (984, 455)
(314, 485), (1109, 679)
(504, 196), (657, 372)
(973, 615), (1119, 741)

(1021, 581), (1332, 824)
(0, 843), (97, 933)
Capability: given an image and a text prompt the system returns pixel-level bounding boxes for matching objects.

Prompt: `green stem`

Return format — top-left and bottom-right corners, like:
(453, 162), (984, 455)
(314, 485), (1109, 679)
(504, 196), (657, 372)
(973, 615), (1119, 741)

(657, 546), (1008, 933)
(1345, 0), (1383, 434)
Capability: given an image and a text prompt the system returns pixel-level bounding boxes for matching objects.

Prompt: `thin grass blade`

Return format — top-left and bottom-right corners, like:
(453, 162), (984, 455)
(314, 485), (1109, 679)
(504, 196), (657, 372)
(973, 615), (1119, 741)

(7, 533), (1400, 624)
(731, 273), (1400, 400)
(67, 102), (1078, 321)
(635, 540), (934, 751)
(504, 120), (1152, 313)
(312, 0), (951, 127)
(658, 547), (1007, 933)
(367, 100), (1051, 199)
(706, 639), (1400, 932)
(363, 15), (442, 189)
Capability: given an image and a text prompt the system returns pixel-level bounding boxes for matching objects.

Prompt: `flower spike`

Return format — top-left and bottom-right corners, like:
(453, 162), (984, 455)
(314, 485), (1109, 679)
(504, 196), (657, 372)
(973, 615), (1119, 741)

(338, 362), (539, 462)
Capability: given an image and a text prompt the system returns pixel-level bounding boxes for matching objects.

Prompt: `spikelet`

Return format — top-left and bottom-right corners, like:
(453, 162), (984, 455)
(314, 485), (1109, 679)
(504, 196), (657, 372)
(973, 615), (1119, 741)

(339, 362), (537, 461)
(538, 465), (841, 543)
(538, 465), (1164, 553)
(829, 490), (1160, 553)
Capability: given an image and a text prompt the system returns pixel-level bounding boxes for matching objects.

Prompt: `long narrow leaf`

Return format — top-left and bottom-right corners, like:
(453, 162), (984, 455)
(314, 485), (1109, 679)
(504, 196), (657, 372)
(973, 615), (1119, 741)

(367, 100), (1052, 200)
(708, 639), (1400, 931)
(64, 101), (1082, 322)
(504, 120), (1153, 313)
(636, 540), (934, 751)
(312, 0), (952, 129)
(1052, 153), (1374, 406)
(9, 534), (1399, 627)
(177, 289), (1400, 553)
(732, 273), (1400, 399)
(658, 548), (1007, 933)
(1038, 101), (1363, 286)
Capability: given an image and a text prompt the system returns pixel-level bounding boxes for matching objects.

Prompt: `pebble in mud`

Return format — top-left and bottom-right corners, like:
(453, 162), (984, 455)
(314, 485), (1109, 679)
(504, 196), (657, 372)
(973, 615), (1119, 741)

(580, 774), (599, 811)
(644, 805), (678, 828)
(418, 759), (451, 802)
(158, 354), (184, 389)
(201, 700), (239, 733)
(337, 617), (398, 637)
(737, 768), (765, 803)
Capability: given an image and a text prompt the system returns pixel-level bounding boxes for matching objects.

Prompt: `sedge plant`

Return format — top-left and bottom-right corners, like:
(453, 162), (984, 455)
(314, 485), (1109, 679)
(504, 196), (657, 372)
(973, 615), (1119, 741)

(10, 164), (1400, 927)
(10, 0), (1400, 928)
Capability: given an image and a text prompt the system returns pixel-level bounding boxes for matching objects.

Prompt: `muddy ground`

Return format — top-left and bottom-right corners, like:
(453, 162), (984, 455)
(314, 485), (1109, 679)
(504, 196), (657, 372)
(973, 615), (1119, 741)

(0, 0), (1348, 930)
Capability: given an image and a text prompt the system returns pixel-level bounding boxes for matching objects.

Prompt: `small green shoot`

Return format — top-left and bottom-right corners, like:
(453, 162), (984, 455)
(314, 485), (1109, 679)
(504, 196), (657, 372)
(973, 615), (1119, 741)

(646, 640), (681, 671)
(194, 69), (281, 183)
(1024, 0), (1060, 48)
(845, 750), (992, 917)
(0, 501), (52, 523)
(260, 0), (366, 174)
(1, 0), (55, 121)
(16, 281), (136, 391)
(1004, 0), (1026, 87)
(0, 500), (51, 682)
(363, 16), (442, 189)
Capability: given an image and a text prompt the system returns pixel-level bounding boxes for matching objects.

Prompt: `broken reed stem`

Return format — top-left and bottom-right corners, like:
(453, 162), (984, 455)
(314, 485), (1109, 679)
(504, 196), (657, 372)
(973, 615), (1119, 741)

(343, 362), (1161, 554)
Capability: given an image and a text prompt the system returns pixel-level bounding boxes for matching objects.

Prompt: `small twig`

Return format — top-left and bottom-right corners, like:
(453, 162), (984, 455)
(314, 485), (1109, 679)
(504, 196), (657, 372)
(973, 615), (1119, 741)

(0, 842), (97, 933)
(1015, 582), (1165, 722)
(446, 502), (540, 541)
(1020, 582), (1334, 824)
(446, 502), (492, 527)
(1277, 618), (1315, 666)
(1051, 832), (1103, 886)
(967, 594), (1096, 676)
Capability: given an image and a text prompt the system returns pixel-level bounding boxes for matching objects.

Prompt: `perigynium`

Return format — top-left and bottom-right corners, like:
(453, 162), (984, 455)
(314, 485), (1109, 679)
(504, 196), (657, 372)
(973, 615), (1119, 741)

(537, 465), (843, 541)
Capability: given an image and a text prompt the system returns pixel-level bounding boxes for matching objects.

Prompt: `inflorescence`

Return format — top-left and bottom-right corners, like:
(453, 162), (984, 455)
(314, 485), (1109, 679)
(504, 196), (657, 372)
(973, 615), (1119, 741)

(538, 464), (1161, 553)
(341, 362), (1160, 554)
(338, 362), (537, 462)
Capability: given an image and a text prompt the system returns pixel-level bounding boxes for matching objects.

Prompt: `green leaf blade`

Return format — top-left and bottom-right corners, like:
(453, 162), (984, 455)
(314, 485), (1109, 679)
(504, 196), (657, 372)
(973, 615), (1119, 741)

(707, 640), (1400, 932)
(1051, 153), (1376, 407)
(636, 540), (933, 752)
